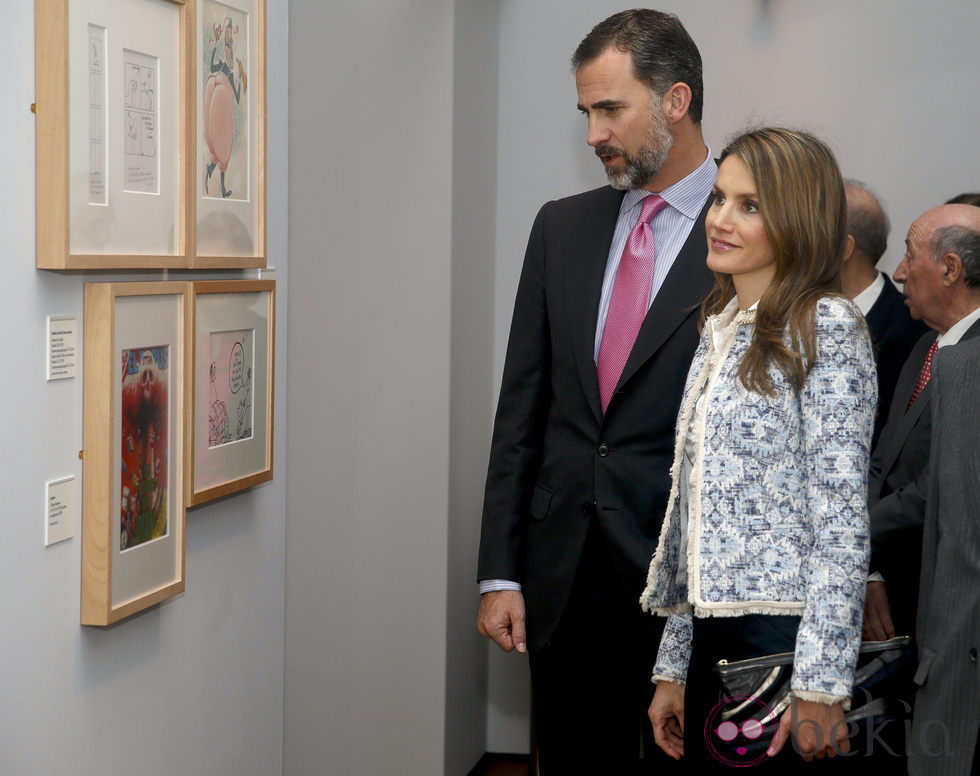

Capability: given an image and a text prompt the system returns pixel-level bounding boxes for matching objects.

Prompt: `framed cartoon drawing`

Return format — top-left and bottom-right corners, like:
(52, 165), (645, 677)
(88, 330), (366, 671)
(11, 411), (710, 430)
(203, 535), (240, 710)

(192, 0), (266, 266)
(188, 280), (274, 505)
(35, 0), (192, 269)
(82, 282), (187, 625)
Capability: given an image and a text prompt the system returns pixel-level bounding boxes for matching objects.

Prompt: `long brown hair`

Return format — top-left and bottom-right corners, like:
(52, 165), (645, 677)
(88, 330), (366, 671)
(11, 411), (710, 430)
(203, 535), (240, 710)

(702, 128), (848, 395)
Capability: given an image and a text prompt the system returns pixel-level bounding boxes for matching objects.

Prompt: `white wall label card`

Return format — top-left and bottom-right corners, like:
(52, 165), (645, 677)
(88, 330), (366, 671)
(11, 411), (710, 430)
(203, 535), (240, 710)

(45, 476), (76, 546)
(47, 316), (78, 380)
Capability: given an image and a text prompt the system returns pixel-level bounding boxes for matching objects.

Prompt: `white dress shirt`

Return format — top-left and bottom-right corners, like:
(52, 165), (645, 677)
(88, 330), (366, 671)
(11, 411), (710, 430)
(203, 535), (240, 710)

(852, 271), (884, 317)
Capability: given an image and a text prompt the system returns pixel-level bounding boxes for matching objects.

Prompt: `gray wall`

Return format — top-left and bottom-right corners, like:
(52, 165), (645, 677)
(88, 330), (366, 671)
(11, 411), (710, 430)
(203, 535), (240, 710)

(0, 2), (288, 775)
(447, 1), (501, 773)
(488, 0), (980, 752)
(283, 0), (459, 774)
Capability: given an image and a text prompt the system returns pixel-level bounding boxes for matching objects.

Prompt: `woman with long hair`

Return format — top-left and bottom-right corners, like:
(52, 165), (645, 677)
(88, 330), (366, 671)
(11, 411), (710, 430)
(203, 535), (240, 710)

(643, 127), (877, 768)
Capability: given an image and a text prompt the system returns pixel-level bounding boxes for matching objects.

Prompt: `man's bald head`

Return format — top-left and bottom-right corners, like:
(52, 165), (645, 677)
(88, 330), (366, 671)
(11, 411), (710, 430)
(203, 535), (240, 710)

(896, 204), (980, 331)
(914, 203), (980, 234)
(916, 204), (980, 288)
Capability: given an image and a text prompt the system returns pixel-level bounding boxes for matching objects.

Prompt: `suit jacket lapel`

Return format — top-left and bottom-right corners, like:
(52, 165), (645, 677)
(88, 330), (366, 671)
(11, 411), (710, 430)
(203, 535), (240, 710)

(872, 332), (934, 485)
(564, 188), (625, 423)
(615, 196), (713, 394)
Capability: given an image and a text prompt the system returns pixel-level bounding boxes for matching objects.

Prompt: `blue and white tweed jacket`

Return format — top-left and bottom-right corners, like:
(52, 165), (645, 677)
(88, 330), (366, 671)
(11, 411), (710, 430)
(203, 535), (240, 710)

(640, 295), (877, 704)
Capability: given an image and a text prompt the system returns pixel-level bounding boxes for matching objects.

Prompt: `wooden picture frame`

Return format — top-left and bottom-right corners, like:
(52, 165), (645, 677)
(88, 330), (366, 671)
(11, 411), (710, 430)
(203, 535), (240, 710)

(35, 0), (193, 270)
(187, 280), (274, 505)
(82, 282), (187, 625)
(192, 0), (266, 267)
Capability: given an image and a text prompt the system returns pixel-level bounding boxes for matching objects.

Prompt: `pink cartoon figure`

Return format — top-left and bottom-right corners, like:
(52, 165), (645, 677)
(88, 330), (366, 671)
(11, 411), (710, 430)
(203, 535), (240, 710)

(204, 17), (248, 198)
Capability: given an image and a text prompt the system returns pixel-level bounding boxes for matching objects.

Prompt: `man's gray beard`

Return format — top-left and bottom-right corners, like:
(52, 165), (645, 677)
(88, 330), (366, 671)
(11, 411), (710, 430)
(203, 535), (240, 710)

(605, 108), (673, 191)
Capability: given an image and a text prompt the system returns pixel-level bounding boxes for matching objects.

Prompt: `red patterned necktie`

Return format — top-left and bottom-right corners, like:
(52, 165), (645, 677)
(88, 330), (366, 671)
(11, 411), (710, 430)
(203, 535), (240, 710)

(597, 195), (669, 413)
(907, 339), (939, 409)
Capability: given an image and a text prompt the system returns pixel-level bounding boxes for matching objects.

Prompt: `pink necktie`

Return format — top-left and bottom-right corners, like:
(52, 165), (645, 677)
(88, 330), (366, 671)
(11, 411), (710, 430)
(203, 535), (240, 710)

(597, 195), (668, 413)
(907, 339), (939, 409)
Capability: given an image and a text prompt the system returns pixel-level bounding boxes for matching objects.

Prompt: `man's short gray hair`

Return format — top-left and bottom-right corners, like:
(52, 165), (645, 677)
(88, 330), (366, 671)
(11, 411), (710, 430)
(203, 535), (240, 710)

(844, 179), (889, 262)
(932, 226), (980, 289)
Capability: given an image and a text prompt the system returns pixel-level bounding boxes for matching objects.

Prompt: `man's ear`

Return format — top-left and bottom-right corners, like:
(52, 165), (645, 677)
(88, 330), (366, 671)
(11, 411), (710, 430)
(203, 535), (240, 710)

(942, 252), (963, 285)
(661, 83), (692, 123)
(843, 234), (856, 263)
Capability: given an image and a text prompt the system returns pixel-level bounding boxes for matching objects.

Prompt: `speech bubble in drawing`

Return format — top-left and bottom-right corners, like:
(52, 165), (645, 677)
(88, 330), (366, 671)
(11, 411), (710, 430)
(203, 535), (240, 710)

(229, 341), (245, 394)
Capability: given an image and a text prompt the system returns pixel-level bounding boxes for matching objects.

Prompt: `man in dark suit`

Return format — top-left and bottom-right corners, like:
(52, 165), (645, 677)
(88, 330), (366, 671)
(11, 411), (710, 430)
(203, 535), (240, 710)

(841, 180), (929, 446)
(475, 9), (715, 773)
(945, 192), (980, 206)
(864, 204), (980, 641)
(908, 336), (980, 776)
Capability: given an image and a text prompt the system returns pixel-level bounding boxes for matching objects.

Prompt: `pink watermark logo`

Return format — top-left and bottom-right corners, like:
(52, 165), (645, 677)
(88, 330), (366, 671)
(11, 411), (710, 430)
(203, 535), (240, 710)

(703, 695), (776, 768)
(703, 689), (949, 766)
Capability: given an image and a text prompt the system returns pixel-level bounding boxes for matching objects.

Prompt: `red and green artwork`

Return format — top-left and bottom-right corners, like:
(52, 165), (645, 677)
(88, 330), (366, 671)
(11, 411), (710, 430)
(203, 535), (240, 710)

(120, 346), (169, 550)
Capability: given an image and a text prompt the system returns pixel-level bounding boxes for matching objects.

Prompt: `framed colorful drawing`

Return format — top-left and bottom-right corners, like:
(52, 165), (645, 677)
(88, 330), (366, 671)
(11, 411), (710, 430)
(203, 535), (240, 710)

(35, 0), (193, 269)
(192, 0), (266, 266)
(187, 280), (274, 505)
(82, 282), (187, 625)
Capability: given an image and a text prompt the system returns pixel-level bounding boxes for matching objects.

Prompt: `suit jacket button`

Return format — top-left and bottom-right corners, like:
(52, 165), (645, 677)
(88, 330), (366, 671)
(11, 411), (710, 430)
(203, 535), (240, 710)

(970, 648), (978, 664)
(597, 443), (609, 457)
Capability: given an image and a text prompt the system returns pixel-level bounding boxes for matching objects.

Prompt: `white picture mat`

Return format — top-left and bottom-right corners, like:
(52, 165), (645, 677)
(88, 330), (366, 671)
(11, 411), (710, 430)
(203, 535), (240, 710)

(196, 0), (260, 257)
(69, 0), (180, 255)
(112, 293), (182, 607)
(194, 290), (270, 489)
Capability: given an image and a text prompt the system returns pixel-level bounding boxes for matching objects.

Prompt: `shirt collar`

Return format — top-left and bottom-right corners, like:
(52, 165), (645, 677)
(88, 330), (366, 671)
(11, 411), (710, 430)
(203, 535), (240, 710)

(938, 305), (980, 347)
(852, 271), (884, 317)
(620, 146), (717, 220)
(706, 296), (756, 334)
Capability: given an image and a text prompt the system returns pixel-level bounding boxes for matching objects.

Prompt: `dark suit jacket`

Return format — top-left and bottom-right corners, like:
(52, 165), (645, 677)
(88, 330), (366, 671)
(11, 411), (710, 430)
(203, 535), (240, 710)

(908, 337), (980, 776)
(868, 318), (980, 635)
(478, 185), (714, 650)
(865, 274), (930, 447)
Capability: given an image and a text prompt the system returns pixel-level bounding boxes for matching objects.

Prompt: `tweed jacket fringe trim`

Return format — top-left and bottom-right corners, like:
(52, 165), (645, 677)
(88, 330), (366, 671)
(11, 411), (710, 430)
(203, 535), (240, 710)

(640, 296), (876, 705)
(649, 681), (849, 709)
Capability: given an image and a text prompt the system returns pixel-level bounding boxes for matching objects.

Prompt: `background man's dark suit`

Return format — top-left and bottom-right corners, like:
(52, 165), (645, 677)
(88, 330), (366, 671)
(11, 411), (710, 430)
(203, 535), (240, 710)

(869, 320), (980, 635)
(479, 186), (713, 647)
(908, 338), (980, 776)
(865, 274), (930, 445)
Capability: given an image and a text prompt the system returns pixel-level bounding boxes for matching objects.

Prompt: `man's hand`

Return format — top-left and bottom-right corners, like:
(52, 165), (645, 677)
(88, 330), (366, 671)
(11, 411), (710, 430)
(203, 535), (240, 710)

(649, 681), (685, 760)
(476, 590), (527, 653)
(862, 580), (896, 641)
(768, 699), (850, 761)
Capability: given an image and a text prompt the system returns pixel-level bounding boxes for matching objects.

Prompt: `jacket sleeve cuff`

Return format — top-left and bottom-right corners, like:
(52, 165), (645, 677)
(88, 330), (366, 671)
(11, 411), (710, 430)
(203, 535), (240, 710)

(651, 674), (686, 686)
(652, 613), (693, 683)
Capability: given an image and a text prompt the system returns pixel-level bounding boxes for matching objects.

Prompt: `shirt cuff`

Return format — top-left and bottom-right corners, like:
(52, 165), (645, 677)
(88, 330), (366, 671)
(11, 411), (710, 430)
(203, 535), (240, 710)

(479, 579), (522, 595)
(867, 571), (885, 583)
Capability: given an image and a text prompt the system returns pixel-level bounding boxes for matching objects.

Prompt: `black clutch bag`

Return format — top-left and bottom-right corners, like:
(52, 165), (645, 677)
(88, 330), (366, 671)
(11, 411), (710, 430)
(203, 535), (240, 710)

(708, 636), (913, 763)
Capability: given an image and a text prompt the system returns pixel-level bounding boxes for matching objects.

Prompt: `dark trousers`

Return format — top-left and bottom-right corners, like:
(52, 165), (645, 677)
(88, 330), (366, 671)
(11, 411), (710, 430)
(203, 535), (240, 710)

(528, 524), (674, 775)
(685, 615), (804, 772)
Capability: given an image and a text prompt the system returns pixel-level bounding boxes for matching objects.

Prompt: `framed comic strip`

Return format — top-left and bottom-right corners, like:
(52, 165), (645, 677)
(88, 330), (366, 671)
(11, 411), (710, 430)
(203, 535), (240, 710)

(192, 0), (266, 267)
(187, 280), (274, 505)
(35, 0), (193, 269)
(82, 282), (186, 625)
